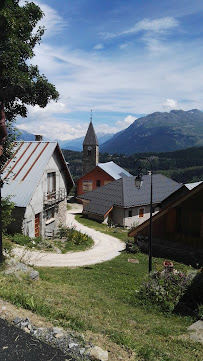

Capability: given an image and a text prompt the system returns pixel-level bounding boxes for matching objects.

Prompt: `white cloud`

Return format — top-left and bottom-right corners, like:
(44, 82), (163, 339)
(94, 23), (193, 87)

(20, 0), (67, 37)
(16, 3), (203, 141)
(93, 43), (104, 50)
(27, 101), (69, 115)
(162, 99), (178, 111)
(100, 17), (178, 39)
(116, 115), (137, 129)
(17, 118), (85, 141)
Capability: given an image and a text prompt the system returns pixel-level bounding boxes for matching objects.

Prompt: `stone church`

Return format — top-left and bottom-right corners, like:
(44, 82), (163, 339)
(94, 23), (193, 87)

(77, 117), (131, 198)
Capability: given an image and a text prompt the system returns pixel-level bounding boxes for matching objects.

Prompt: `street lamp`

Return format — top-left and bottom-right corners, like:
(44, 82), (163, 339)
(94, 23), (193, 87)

(135, 158), (153, 273)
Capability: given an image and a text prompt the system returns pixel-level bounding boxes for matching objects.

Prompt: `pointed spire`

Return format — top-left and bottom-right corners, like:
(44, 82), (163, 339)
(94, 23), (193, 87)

(83, 112), (99, 146)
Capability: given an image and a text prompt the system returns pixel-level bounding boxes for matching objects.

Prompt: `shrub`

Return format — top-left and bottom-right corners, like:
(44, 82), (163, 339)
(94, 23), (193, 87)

(138, 267), (194, 312)
(12, 234), (43, 248)
(197, 304), (203, 320)
(2, 196), (15, 232)
(12, 233), (32, 246)
(125, 239), (140, 253)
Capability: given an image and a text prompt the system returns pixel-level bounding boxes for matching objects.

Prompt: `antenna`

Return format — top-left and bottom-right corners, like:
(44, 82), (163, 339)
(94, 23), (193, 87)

(90, 109), (92, 122)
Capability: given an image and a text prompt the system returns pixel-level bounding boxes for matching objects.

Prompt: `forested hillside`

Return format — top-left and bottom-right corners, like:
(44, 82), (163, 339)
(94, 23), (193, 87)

(62, 146), (203, 184)
(100, 109), (203, 154)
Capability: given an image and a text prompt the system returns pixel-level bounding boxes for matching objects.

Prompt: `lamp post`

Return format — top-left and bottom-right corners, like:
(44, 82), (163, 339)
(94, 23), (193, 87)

(135, 158), (153, 273)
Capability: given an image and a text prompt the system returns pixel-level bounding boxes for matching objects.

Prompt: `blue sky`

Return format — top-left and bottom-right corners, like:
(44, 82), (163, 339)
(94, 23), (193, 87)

(17, 0), (203, 140)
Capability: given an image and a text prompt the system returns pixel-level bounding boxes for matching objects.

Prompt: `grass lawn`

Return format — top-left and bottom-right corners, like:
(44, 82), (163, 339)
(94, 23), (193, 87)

(75, 214), (130, 242)
(0, 249), (202, 360)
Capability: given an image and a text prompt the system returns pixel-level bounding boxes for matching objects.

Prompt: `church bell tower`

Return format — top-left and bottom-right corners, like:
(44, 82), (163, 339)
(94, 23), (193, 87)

(83, 111), (99, 175)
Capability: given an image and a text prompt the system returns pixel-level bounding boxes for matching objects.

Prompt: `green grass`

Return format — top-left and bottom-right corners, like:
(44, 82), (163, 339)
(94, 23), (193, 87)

(75, 214), (131, 242)
(10, 231), (94, 253)
(0, 252), (202, 360)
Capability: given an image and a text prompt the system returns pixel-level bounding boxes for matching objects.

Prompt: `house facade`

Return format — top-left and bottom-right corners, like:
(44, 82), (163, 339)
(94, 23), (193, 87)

(78, 174), (182, 227)
(77, 118), (131, 198)
(77, 161), (131, 197)
(128, 182), (203, 265)
(2, 140), (74, 238)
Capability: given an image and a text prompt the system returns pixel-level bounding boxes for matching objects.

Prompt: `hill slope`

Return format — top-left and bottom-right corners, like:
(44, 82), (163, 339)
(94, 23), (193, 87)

(100, 109), (203, 155)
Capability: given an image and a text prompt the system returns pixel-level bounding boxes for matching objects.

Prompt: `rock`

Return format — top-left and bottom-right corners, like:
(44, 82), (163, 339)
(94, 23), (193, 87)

(128, 258), (139, 264)
(53, 327), (63, 334)
(13, 317), (22, 326)
(189, 331), (203, 343)
(69, 342), (79, 349)
(29, 270), (39, 281)
(88, 346), (108, 361)
(188, 320), (203, 331)
(54, 332), (64, 338)
(187, 320), (203, 344)
(1, 306), (6, 311)
(24, 327), (31, 334)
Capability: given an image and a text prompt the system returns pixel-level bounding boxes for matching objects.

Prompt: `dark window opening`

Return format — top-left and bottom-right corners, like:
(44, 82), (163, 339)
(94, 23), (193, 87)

(96, 180), (101, 187)
(128, 210), (132, 217)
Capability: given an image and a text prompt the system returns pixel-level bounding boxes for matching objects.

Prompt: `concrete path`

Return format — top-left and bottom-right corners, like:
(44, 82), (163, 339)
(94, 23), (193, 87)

(12, 205), (125, 267)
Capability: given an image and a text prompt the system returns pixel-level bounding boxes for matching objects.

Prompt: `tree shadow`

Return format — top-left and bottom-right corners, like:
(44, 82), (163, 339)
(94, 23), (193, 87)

(173, 269), (203, 316)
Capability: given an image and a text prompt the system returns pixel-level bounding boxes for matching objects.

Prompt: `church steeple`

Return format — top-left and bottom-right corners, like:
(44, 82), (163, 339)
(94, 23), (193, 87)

(83, 111), (99, 175)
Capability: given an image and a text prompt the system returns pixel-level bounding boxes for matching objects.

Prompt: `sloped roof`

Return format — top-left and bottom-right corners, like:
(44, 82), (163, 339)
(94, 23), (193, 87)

(185, 181), (203, 190)
(2, 141), (74, 207)
(79, 174), (182, 216)
(97, 161), (131, 179)
(83, 121), (99, 146)
(128, 181), (203, 238)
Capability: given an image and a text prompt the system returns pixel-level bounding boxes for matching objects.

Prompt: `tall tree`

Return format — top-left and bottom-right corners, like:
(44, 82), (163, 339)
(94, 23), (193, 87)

(0, 0), (59, 121)
(0, 0), (59, 261)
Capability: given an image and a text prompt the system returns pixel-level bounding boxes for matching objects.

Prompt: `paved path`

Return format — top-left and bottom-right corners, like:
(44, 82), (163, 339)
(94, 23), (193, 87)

(0, 319), (76, 361)
(12, 205), (125, 267)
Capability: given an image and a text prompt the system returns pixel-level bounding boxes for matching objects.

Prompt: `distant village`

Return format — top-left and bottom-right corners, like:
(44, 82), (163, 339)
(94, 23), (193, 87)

(2, 116), (202, 266)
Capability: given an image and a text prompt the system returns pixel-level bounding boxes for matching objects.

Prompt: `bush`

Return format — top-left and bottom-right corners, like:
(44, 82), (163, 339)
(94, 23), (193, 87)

(125, 239), (140, 253)
(12, 234), (43, 248)
(2, 196), (15, 232)
(57, 226), (93, 251)
(197, 304), (203, 320)
(138, 267), (194, 312)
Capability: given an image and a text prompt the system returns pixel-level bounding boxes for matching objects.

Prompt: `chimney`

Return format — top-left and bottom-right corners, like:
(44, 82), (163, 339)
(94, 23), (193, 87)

(35, 135), (43, 141)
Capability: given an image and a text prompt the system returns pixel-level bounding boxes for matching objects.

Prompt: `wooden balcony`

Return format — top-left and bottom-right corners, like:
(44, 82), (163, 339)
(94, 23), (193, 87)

(43, 188), (66, 205)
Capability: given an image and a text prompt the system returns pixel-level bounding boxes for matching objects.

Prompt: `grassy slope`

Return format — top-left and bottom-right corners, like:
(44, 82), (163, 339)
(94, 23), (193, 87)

(1, 219), (202, 360)
(0, 253), (202, 360)
(75, 214), (130, 242)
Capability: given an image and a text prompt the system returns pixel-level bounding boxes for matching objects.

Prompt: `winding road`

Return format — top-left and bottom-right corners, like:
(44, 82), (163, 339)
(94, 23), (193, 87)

(12, 204), (125, 267)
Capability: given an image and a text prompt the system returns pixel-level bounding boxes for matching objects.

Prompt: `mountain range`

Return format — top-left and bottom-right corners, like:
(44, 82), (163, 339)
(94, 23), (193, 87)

(16, 109), (203, 155)
(16, 130), (114, 151)
(100, 109), (203, 155)
(57, 133), (114, 151)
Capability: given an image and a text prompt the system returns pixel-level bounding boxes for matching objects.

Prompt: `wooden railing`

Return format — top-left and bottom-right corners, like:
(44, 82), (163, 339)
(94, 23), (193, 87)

(43, 188), (66, 205)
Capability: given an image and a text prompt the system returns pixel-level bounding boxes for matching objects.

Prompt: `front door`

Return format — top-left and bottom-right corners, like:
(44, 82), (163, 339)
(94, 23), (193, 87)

(35, 213), (40, 237)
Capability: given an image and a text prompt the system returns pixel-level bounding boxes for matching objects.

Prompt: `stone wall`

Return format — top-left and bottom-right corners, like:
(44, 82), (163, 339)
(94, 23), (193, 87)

(54, 199), (67, 228)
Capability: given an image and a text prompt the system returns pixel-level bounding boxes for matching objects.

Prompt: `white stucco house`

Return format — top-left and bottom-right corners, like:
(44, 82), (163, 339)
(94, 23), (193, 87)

(2, 138), (74, 238)
(78, 174), (182, 228)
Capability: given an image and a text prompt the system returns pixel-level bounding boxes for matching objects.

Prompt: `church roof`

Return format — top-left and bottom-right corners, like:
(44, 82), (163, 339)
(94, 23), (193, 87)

(83, 121), (99, 146)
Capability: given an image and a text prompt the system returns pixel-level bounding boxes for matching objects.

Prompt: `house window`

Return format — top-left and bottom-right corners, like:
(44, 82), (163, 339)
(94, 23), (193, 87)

(96, 180), (101, 187)
(139, 208), (144, 218)
(47, 172), (56, 198)
(128, 210), (132, 217)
